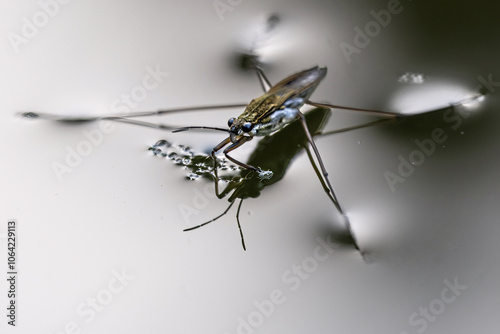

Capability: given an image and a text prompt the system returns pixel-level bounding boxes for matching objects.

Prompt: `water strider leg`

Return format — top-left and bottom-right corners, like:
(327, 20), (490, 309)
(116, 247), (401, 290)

(210, 136), (261, 196)
(308, 92), (486, 118)
(304, 145), (360, 251)
(304, 146), (341, 212)
(182, 197), (247, 251)
(297, 111), (336, 203)
(297, 111), (360, 251)
(302, 113), (412, 251)
(235, 199), (246, 250)
(255, 67), (272, 93)
(19, 103), (248, 122)
(305, 100), (401, 118)
(222, 137), (261, 173)
(211, 137), (232, 197)
(183, 200), (236, 231)
(318, 118), (396, 136)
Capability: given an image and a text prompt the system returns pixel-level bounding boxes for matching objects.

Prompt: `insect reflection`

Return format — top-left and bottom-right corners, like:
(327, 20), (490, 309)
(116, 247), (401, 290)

(150, 107), (336, 250)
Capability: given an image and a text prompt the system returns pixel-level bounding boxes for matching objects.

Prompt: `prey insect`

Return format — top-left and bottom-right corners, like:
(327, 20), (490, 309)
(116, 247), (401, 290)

(21, 63), (485, 251)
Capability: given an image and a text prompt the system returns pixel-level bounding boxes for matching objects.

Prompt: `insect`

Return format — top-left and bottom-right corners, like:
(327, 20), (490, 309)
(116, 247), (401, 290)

(169, 65), (405, 250)
(21, 62), (485, 251)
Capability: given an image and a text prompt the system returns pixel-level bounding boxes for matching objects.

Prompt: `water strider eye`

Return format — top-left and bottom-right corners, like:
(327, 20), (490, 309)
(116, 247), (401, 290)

(242, 122), (253, 132)
(227, 117), (236, 127)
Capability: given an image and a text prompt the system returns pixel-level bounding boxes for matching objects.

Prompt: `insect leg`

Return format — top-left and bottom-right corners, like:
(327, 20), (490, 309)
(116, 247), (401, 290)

(304, 145), (341, 212)
(297, 111), (336, 203)
(305, 100), (401, 118)
(183, 200), (236, 231)
(255, 67), (272, 93)
(222, 137), (262, 173)
(318, 118), (397, 136)
(297, 111), (361, 248)
(308, 92), (486, 118)
(19, 103), (248, 122)
(235, 199), (246, 251)
(304, 145), (360, 251)
(211, 137), (232, 197)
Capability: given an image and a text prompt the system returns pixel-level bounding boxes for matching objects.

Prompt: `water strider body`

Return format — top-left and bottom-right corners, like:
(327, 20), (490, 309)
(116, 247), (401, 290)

(227, 66), (326, 139)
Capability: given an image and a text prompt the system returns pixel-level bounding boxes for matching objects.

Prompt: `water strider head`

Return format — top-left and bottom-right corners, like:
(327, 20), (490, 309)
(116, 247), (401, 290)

(226, 66), (328, 143)
(227, 116), (254, 143)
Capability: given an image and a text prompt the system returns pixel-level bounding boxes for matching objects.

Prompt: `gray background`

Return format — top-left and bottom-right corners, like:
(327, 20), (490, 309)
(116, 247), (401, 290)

(1, 0), (499, 333)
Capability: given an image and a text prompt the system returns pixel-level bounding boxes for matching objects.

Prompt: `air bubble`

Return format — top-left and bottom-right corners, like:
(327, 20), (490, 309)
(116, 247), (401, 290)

(153, 139), (170, 148)
(148, 147), (162, 155)
(258, 170), (273, 180)
(22, 112), (39, 118)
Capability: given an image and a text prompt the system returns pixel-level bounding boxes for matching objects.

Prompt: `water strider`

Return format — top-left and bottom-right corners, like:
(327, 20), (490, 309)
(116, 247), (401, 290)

(20, 60), (485, 251)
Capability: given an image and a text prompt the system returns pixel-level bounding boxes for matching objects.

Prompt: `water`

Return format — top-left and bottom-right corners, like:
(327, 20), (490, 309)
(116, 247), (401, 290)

(2, 1), (500, 333)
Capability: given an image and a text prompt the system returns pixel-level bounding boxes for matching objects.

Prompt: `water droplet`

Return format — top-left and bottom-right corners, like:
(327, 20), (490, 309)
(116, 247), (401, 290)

(258, 170), (273, 180)
(167, 152), (178, 160)
(153, 139), (170, 148)
(148, 147), (162, 155)
(460, 131), (464, 135)
(22, 112), (39, 118)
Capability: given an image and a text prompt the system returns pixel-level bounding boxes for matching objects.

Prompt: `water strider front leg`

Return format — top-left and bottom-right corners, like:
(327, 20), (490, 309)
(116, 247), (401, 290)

(222, 136), (262, 173)
(211, 137), (232, 198)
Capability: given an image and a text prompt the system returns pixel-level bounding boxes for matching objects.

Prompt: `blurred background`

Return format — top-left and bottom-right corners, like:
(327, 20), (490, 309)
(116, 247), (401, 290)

(1, 0), (499, 333)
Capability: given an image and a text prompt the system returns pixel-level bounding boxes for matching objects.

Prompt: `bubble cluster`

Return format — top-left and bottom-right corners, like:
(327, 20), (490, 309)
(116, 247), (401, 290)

(148, 139), (242, 181)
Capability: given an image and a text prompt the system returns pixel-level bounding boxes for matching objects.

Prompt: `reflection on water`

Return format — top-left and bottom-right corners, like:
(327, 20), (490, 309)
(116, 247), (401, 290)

(398, 72), (425, 84)
(148, 108), (345, 249)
